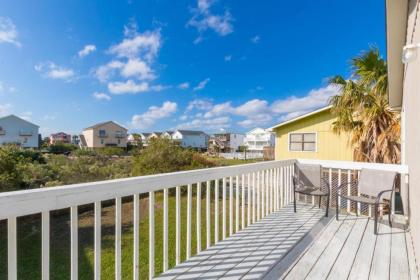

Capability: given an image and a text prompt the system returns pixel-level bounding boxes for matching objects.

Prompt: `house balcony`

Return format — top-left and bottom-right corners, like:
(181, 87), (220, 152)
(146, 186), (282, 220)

(97, 134), (108, 138)
(115, 133), (127, 138)
(0, 159), (416, 279)
(19, 131), (33, 136)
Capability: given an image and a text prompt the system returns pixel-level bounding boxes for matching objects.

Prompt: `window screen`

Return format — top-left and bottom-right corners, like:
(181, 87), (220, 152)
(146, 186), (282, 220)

(289, 133), (316, 151)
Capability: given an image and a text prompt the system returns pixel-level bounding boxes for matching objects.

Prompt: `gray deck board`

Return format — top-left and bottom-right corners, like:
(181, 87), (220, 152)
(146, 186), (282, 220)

(156, 204), (418, 280)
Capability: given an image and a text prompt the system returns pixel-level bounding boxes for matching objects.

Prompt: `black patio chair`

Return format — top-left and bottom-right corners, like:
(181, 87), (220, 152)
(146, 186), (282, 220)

(336, 168), (397, 234)
(293, 163), (330, 217)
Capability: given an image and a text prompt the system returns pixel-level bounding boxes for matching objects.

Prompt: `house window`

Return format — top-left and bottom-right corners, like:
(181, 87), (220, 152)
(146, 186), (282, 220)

(118, 139), (121, 144)
(99, 130), (106, 137)
(101, 139), (104, 144)
(289, 133), (316, 151)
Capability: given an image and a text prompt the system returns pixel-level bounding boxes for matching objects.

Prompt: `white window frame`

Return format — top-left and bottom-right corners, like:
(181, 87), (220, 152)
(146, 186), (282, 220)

(288, 132), (317, 152)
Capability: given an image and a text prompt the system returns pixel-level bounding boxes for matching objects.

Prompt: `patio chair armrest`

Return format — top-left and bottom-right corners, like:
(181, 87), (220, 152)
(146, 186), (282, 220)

(321, 177), (331, 194)
(375, 189), (394, 204)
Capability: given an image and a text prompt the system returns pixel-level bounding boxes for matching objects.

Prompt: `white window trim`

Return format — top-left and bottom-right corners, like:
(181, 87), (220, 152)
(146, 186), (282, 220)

(287, 132), (318, 152)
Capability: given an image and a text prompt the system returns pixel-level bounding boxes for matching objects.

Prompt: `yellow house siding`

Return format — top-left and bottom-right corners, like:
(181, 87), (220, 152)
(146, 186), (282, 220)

(274, 110), (353, 161)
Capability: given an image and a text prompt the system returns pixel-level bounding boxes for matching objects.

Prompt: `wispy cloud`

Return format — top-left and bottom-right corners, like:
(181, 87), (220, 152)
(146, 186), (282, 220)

(108, 80), (150, 94)
(131, 101), (177, 129)
(178, 82), (190, 89)
(188, 0), (234, 41)
(92, 92), (111, 101)
(35, 61), (75, 81)
(183, 84), (338, 128)
(224, 55), (232, 61)
(251, 35), (260, 44)
(0, 17), (21, 47)
(193, 78), (210, 91)
(177, 116), (231, 130)
(78, 44), (96, 57)
(0, 103), (13, 116)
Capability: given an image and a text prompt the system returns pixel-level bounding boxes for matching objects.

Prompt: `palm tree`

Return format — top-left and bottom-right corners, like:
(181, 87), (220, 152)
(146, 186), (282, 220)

(329, 47), (400, 163)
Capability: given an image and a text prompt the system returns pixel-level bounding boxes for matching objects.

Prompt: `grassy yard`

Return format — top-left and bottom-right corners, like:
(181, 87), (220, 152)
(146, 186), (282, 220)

(0, 187), (243, 280)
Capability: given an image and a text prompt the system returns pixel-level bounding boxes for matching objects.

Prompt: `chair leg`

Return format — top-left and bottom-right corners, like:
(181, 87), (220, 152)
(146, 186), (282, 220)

(374, 203), (378, 235)
(293, 191), (297, 213)
(336, 195), (339, 220)
(326, 195), (329, 217)
(318, 196), (321, 208)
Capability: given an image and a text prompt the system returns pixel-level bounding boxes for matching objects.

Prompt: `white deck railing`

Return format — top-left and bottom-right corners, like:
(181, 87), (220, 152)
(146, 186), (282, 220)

(0, 159), (408, 280)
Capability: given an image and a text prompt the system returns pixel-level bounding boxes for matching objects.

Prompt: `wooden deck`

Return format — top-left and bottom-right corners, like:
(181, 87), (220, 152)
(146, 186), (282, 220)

(156, 203), (418, 280)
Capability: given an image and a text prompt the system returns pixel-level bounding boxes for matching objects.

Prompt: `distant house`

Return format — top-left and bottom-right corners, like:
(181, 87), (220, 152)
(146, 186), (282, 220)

(269, 106), (353, 161)
(209, 133), (244, 153)
(172, 130), (209, 149)
(82, 121), (128, 148)
(139, 133), (151, 146)
(0, 115), (39, 148)
(161, 131), (173, 139)
(72, 135), (80, 145)
(244, 128), (275, 153)
(49, 132), (71, 145)
(148, 132), (163, 142)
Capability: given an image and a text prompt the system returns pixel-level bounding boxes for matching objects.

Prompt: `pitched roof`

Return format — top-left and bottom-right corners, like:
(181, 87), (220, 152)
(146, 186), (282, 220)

(84, 121), (127, 131)
(176, 130), (206, 136)
(0, 114), (39, 127)
(268, 106), (332, 131)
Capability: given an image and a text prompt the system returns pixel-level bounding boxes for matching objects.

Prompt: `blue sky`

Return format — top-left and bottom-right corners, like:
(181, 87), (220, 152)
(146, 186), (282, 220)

(0, 0), (385, 135)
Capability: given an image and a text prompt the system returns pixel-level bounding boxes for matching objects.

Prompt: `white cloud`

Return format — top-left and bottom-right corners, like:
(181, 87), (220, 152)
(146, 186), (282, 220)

(193, 78), (210, 91)
(177, 116), (231, 130)
(108, 80), (150, 94)
(188, 0), (234, 39)
(109, 29), (161, 60)
(94, 60), (124, 82)
(78, 44), (96, 57)
(0, 17), (21, 47)
(183, 84), (336, 128)
(271, 84), (338, 114)
(251, 35), (260, 44)
(35, 62), (75, 81)
(93, 92), (111, 101)
(0, 103), (13, 116)
(178, 82), (190, 89)
(19, 111), (32, 121)
(121, 58), (155, 80)
(42, 115), (56, 121)
(224, 55), (232, 61)
(131, 101), (177, 129)
(186, 99), (213, 111)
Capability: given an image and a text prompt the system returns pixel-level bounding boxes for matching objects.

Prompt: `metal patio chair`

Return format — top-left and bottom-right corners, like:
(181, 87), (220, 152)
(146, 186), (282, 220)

(336, 168), (397, 234)
(293, 163), (330, 217)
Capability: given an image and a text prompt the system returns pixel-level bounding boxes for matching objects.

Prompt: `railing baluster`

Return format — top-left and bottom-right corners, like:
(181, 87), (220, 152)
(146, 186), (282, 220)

(115, 197), (122, 280)
(329, 168), (332, 210)
(280, 167), (284, 208)
(229, 176), (233, 236)
(70, 206), (78, 280)
(357, 170), (361, 215)
(133, 195), (139, 280)
(94, 202), (101, 280)
(215, 179), (219, 243)
(247, 173), (251, 226)
(8, 217), (17, 280)
(175, 186), (181, 265)
(257, 171), (260, 220)
(222, 177), (226, 239)
(42, 211), (50, 280)
(163, 188), (169, 271)
(196, 182), (201, 253)
(252, 172), (256, 223)
(270, 169), (273, 213)
(347, 170), (351, 214)
(241, 174), (245, 229)
(186, 184), (192, 259)
(261, 170), (265, 217)
(338, 169), (342, 212)
(206, 181), (211, 249)
(149, 191), (155, 279)
(235, 175), (239, 232)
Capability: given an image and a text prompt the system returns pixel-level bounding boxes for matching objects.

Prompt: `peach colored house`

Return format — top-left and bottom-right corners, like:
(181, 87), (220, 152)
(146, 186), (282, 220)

(82, 121), (127, 148)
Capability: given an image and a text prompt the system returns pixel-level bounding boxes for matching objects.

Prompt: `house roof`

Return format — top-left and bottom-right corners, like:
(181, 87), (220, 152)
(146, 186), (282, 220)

(176, 130), (206, 136)
(84, 121), (127, 131)
(0, 114), (40, 127)
(268, 106), (332, 131)
(386, 0), (409, 110)
(140, 132), (152, 137)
